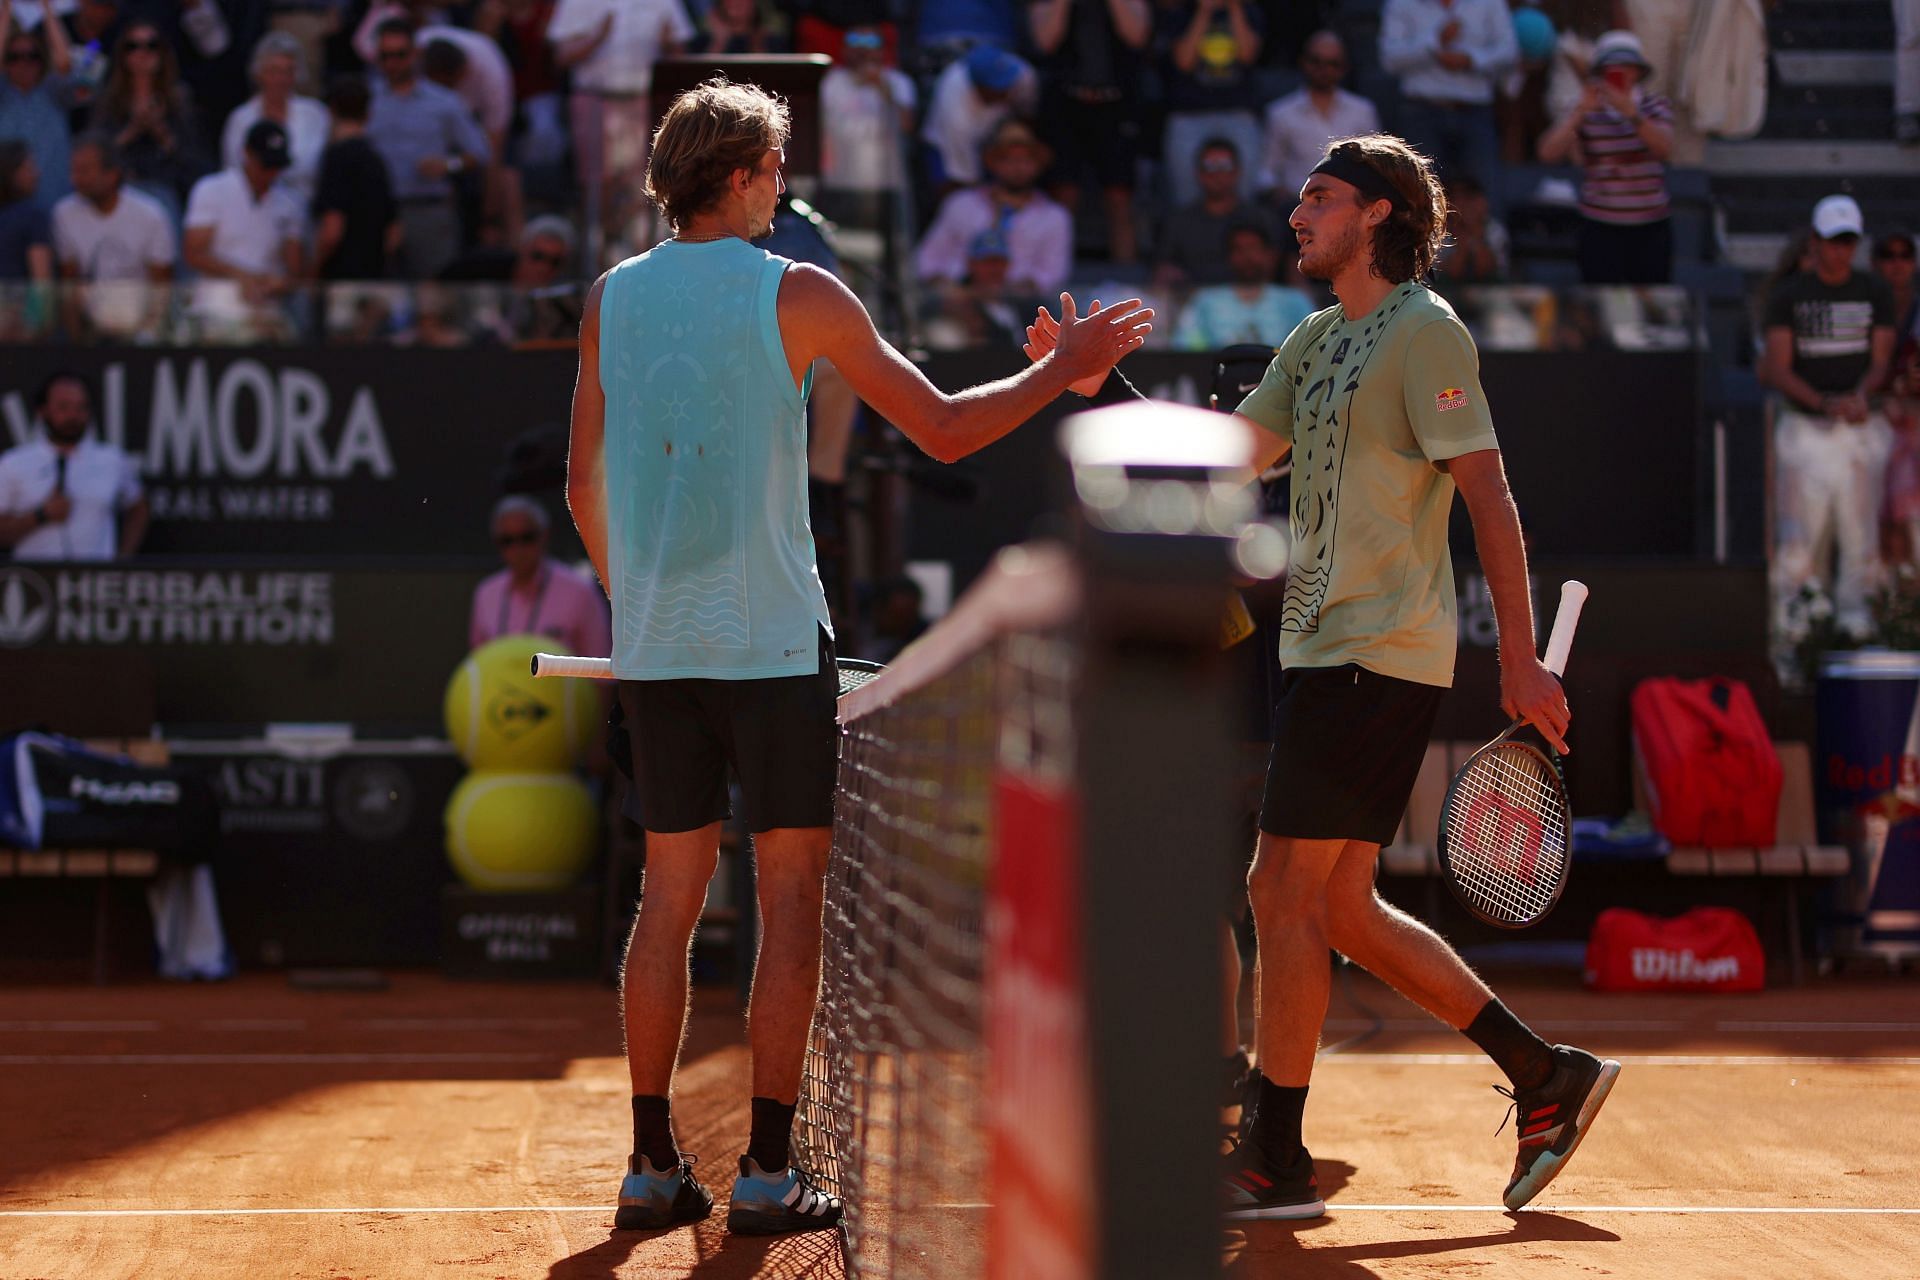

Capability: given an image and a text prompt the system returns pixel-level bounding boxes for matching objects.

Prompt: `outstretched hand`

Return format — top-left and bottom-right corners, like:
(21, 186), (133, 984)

(1024, 298), (1110, 396)
(1028, 294), (1152, 393)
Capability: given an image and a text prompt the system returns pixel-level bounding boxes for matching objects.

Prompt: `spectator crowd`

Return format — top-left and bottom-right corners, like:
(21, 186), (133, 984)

(0, 0), (1798, 352)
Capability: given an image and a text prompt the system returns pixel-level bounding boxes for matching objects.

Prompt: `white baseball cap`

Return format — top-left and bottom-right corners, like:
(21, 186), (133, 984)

(1812, 194), (1865, 240)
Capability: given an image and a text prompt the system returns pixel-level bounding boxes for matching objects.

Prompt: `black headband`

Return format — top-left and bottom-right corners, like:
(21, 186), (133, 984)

(1309, 152), (1406, 211)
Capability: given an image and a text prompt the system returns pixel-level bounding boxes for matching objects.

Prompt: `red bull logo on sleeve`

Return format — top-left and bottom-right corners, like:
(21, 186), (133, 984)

(1435, 387), (1468, 413)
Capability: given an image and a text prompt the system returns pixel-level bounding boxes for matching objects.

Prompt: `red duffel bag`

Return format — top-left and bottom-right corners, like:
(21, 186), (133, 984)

(1584, 907), (1765, 992)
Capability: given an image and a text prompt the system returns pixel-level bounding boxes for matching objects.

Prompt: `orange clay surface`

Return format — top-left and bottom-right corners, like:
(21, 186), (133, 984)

(4, 970), (1920, 1279)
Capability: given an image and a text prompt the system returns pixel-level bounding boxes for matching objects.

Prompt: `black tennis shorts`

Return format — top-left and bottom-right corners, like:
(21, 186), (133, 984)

(1258, 663), (1446, 847)
(617, 626), (840, 834)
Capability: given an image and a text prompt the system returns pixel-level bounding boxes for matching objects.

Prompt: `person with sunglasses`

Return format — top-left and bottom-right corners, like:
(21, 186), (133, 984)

(469, 493), (612, 655)
(1762, 193), (1899, 642)
(1260, 30), (1379, 206)
(0, 0), (78, 211)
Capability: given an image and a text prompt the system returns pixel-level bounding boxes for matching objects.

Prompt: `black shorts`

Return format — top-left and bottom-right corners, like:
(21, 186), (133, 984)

(617, 627), (840, 834)
(1258, 664), (1445, 847)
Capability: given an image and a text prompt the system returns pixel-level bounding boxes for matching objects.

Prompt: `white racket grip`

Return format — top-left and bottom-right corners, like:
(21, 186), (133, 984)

(531, 653), (615, 680)
(1540, 581), (1589, 677)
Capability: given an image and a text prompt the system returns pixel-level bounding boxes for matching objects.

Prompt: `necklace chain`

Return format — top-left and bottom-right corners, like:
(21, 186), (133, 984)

(674, 231), (732, 243)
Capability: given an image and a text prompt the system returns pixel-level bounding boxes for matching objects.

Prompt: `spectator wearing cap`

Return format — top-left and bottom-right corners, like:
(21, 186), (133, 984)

(470, 493), (612, 655)
(1, 1), (78, 210)
(311, 74), (396, 281)
(1154, 136), (1286, 296)
(1155, 0), (1268, 210)
(1536, 29), (1673, 284)
(921, 43), (1037, 192)
(366, 17), (489, 279)
(221, 31), (330, 205)
(1379, 0), (1516, 212)
(925, 225), (1028, 349)
(1762, 193), (1898, 639)
(819, 25), (916, 234)
(182, 117), (308, 338)
(1028, 0), (1152, 264)
(1260, 30), (1379, 205)
(544, 0), (692, 261)
(915, 117), (1073, 305)
(53, 133), (175, 339)
(1172, 219), (1314, 352)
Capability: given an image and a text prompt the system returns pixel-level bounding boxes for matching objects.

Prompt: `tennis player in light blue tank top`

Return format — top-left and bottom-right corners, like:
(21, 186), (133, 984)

(564, 75), (1154, 1241)
(599, 236), (832, 680)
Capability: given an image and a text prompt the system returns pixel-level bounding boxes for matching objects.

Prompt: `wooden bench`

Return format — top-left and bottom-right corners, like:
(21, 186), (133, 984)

(0, 738), (168, 984)
(1379, 740), (1848, 984)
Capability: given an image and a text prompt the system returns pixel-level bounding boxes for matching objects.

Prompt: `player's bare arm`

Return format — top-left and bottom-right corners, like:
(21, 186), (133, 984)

(779, 265), (1152, 463)
(565, 271), (611, 592)
(1450, 447), (1570, 753)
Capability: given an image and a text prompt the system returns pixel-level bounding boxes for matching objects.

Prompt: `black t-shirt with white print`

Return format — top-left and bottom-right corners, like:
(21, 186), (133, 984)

(1763, 269), (1896, 393)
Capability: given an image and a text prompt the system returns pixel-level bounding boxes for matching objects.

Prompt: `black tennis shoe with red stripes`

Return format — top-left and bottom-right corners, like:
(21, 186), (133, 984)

(726, 1157), (845, 1235)
(1221, 1140), (1325, 1220)
(1498, 1044), (1622, 1210)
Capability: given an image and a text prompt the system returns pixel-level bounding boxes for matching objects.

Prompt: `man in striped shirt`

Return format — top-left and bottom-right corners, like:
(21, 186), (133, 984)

(1535, 30), (1674, 284)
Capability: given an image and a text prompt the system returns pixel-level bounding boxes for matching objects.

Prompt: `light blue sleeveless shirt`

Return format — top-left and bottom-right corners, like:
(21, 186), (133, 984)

(599, 238), (831, 680)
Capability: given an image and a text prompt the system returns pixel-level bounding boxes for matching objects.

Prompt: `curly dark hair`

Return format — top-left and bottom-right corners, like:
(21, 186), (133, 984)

(645, 76), (791, 231)
(1322, 134), (1449, 284)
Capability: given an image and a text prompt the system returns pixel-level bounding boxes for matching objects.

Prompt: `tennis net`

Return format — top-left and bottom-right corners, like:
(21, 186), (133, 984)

(796, 402), (1254, 1280)
(796, 546), (1076, 1279)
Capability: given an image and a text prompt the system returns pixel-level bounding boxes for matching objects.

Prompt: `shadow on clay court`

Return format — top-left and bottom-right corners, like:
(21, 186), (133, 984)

(1225, 1209), (1621, 1277)
(546, 1216), (843, 1280)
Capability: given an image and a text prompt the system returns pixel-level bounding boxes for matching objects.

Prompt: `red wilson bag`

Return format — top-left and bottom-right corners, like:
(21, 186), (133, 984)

(1631, 676), (1782, 847)
(1584, 907), (1766, 992)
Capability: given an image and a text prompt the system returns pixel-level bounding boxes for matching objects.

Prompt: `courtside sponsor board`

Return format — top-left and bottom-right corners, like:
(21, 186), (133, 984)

(0, 566), (332, 648)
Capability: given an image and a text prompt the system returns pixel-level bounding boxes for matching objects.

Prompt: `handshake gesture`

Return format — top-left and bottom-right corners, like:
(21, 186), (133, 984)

(1025, 294), (1151, 397)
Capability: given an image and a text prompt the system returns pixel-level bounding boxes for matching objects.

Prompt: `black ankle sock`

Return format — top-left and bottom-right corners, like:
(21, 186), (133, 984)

(631, 1095), (679, 1172)
(747, 1096), (796, 1173)
(1247, 1074), (1308, 1165)
(1463, 1000), (1557, 1090)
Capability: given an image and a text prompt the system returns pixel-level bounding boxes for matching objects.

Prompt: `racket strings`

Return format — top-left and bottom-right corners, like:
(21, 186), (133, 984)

(1443, 743), (1569, 925)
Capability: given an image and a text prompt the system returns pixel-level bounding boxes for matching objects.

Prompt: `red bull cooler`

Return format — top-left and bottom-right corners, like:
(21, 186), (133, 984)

(1816, 651), (1920, 959)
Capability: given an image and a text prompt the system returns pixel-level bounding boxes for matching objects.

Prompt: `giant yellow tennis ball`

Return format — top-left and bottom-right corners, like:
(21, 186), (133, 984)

(444, 633), (598, 770)
(444, 770), (599, 891)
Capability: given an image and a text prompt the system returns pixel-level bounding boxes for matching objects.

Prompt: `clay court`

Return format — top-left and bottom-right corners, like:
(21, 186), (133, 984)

(4, 968), (1918, 1280)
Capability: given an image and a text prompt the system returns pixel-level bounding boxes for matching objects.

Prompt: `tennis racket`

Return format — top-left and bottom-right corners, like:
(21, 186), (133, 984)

(1436, 580), (1589, 929)
(532, 652), (886, 697)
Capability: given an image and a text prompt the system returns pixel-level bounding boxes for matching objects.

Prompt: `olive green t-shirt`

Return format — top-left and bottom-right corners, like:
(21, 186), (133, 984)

(1237, 280), (1499, 688)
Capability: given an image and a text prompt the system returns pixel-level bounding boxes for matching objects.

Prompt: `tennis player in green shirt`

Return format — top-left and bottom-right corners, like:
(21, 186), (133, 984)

(1026, 133), (1620, 1219)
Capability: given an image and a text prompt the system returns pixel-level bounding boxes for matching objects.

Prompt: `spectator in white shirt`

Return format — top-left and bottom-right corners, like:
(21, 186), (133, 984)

(818, 25), (914, 232)
(1379, 0), (1516, 212)
(920, 43), (1037, 191)
(220, 31), (331, 204)
(53, 133), (175, 338)
(0, 370), (147, 562)
(915, 117), (1072, 302)
(182, 119), (308, 339)
(1261, 30), (1380, 203)
(545, 0), (692, 261)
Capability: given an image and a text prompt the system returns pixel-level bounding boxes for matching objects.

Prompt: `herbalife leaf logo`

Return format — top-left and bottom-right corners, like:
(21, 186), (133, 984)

(0, 568), (53, 648)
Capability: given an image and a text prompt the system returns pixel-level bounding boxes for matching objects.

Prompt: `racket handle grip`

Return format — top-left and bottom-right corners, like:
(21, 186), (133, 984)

(531, 653), (615, 680)
(1541, 580), (1589, 677)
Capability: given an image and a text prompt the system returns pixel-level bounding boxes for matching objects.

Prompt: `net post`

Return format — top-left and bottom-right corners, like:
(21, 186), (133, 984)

(1065, 403), (1248, 1280)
